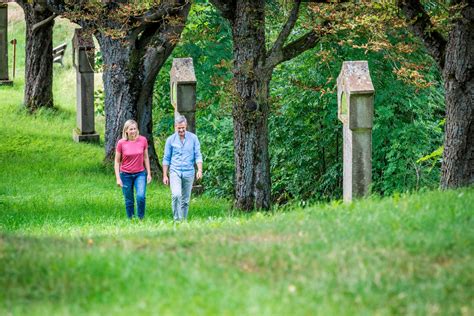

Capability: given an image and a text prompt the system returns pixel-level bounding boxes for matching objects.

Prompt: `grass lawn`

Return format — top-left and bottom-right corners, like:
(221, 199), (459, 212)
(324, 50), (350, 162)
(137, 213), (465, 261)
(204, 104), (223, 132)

(1, 3), (473, 315)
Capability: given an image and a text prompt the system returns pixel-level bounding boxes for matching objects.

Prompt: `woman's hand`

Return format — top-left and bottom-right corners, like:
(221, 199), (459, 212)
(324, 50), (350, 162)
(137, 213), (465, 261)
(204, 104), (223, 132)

(116, 179), (123, 187)
(147, 174), (152, 184)
(163, 175), (169, 185)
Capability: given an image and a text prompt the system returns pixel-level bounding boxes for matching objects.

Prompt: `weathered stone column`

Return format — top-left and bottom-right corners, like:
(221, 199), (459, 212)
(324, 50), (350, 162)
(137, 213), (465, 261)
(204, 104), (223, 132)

(0, 3), (12, 85)
(72, 29), (99, 143)
(170, 58), (197, 133)
(337, 61), (375, 202)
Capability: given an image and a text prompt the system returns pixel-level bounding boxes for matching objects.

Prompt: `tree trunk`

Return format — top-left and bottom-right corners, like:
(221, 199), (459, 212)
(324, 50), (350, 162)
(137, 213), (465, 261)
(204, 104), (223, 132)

(97, 34), (164, 177)
(441, 2), (474, 188)
(96, 1), (190, 178)
(231, 0), (272, 210)
(17, 1), (54, 112)
(97, 35), (136, 162)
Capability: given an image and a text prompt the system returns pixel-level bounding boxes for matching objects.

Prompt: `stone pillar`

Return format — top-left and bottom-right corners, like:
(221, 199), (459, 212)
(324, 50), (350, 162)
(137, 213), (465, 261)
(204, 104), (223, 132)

(0, 3), (12, 85)
(72, 29), (99, 143)
(170, 58), (197, 133)
(337, 61), (375, 202)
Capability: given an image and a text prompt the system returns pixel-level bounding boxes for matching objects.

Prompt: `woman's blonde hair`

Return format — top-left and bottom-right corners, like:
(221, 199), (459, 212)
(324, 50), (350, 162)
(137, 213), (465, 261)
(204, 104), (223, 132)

(122, 119), (139, 140)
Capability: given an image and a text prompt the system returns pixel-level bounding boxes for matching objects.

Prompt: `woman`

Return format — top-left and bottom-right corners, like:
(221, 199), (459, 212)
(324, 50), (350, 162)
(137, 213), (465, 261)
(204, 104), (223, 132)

(115, 120), (152, 219)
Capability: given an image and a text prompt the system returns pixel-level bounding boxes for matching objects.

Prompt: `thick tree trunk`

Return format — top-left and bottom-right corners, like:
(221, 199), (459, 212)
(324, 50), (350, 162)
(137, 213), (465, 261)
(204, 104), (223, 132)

(441, 3), (474, 188)
(231, 0), (272, 210)
(97, 34), (164, 177)
(96, 1), (190, 178)
(211, 0), (322, 210)
(97, 35), (136, 162)
(17, 1), (54, 112)
(398, 0), (474, 188)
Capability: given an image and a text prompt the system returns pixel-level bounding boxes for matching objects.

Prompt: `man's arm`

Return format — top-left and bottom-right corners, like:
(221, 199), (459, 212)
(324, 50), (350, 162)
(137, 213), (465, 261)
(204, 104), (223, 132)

(196, 162), (203, 180)
(162, 137), (172, 185)
(162, 164), (169, 185)
(195, 136), (203, 180)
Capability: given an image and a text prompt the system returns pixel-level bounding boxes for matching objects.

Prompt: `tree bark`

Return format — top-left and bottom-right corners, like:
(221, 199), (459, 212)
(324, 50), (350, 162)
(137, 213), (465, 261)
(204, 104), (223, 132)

(96, 35), (137, 167)
(398, 0), (474, 188)
(210, 0), (322, 210)
(441, 2), (474, 188)
(231, 0), (272, 210)
(17, 0), (54, 112)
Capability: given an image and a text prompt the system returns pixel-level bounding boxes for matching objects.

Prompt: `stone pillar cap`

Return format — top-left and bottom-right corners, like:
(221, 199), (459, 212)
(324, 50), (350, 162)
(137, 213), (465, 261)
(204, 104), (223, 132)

(170, 58), (196, 84)
(337, 61), (374, 125)
(337, 61), (374, 94)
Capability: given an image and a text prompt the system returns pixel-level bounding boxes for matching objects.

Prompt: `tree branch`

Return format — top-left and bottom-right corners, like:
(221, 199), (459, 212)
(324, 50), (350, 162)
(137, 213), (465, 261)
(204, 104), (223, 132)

(397, 0), (447, 69)
(32, 13), (57, 32)
(267, 0), (302, 63)
(132, 0), (188, 24)
(266, 29), (322, 70)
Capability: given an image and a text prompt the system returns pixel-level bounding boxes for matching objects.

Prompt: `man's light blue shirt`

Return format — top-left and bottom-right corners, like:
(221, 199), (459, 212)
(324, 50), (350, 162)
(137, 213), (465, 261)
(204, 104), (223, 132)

(162, 131), (203, 178)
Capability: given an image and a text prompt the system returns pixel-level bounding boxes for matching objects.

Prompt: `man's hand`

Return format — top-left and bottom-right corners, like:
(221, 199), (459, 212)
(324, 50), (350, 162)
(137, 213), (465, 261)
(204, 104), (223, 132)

(196, 170), (202, 181)
(163, 175), (169, 185)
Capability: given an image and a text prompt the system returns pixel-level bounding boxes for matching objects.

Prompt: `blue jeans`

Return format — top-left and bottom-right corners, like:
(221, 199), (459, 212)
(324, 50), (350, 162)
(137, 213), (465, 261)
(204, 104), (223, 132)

(120, 170), (147, 219)
(170, 171), (194, 221)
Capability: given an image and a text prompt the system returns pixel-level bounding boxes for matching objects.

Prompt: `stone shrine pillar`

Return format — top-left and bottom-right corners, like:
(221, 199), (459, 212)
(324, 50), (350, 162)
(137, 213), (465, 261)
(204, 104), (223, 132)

(170, 58), (197, 133)
(0, 3), (12, 85)
(337, 61), (375, 202)
(72, 29), (99, 143)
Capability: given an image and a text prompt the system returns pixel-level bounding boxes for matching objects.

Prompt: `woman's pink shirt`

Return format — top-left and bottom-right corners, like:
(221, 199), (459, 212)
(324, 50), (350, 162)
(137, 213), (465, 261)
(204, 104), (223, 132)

(116, 136), (148, 173)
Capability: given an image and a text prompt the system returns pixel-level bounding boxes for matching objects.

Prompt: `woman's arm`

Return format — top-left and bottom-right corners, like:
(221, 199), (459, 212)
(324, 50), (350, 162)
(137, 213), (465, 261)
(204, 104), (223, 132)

(144, 148), (152, 184)
(114, 152), (123, 187)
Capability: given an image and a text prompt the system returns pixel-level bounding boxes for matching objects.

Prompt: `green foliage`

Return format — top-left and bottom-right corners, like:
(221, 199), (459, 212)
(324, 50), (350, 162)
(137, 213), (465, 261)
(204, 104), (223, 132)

(417, 145), (443, 164)
(151, 2), (445, 203)
(270, 28), (444, 202)
(198, 113), (234, 196)
(94, 88), (105, 116)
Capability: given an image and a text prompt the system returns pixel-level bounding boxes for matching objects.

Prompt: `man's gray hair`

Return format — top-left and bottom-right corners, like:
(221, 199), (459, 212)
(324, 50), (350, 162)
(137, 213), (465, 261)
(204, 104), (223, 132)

(175, 115), (187, 125)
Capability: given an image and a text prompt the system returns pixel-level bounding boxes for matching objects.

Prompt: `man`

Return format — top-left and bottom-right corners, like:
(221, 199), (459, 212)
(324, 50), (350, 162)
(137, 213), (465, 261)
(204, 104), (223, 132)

(162, 115), (203, 221)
